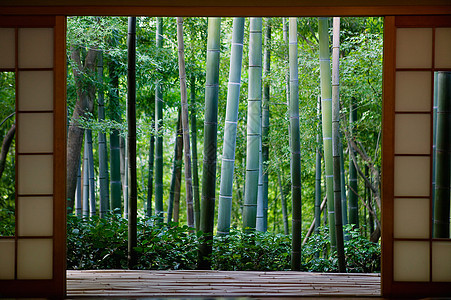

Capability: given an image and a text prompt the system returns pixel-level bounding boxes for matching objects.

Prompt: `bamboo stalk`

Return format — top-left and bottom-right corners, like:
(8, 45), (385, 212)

(217, 17), (245, 235)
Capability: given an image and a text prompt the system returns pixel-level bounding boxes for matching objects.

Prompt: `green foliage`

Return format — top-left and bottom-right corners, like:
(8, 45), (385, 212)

(68, 214), (379, 273)
(303, 225), (380, 273)
(67, 213), (200, 270)
(212, 229), (291, 271)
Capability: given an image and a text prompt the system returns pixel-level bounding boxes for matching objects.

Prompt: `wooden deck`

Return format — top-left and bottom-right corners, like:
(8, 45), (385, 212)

(67, 270), (381, 298)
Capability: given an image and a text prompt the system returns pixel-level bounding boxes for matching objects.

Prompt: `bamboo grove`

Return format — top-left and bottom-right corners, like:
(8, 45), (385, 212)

(5, 16), (447, 271)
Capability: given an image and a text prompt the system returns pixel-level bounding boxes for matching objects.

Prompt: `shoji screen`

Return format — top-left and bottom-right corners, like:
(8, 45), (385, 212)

(0, 16), (66, 298)
(383, 15), (451, 297)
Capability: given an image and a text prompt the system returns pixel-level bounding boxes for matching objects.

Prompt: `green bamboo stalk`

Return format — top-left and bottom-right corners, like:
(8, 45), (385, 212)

(243, 17), (262, 232)
(75, 158), (82, 217)
(167, 110), (183, 223)
(349, 97), (359, 227)
(108, 33), (122, 213)
(146, 133), (154, 217)
(432, 72), (438, 225)
(177, 17), (195, 228)
(217, 17), (245, 236)
(127, 16), (138, 269)
(318, 17), (336, 248)
(339, 137), (348, 228)
(332, 17), (346, 272)
(433, 71), (451, 239)
(277, 167), (289, 235)
(289, 17), (302, 271)
(82, 134), (89, 217)
(86, 129), (96, 217)
(190, 75), (201, 230)
(97, 50), (110, 218)
(199, 17), (221, 270)
(155, 17), (164, 221)
(257, 18), (271, 233)
(121, 136), (128, 218)
(315, 96), (322, 234)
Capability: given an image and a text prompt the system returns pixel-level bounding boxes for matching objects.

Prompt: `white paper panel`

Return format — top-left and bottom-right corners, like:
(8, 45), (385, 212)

(435, 28), (451, 68)
(396, 28), (432, 68)
(17, 239), (53, 280)
(395, 114), (430, 154)
(394, 156), (430, 197)
(18, 71), (53, 111)
(18, 197), (53, 237)
(394, 241), (430, 282)
(432, 241), (451, 282)
(395, 71), (432, 112)
(0, 28), (15, 69)
(18, 113), (53, 153)
(18, 28), (53, 69)
(0, 240), (15, 280)
(18, 155), (53, 195)
(394, 198), (429, 239)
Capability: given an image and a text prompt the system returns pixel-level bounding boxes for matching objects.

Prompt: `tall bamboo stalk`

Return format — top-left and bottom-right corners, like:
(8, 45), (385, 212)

(127, 16), (138, 269)
(167, 110), (183, 223)
(190, 75), (201, 230)
(289, 17), (302, 271)
(82, 135), (89, 217)
(87, 129), (96, 217)
(155, 17), (164, 220)
(97, 50), (110, 218)
(108, 33), (122, 213)
(243, 17), (262, 232)
(332, 17), (346, 272)
(349, 97), (359, 227)
(176, 17), (195, 228)
(339, 137), (348, 229)
(318, 17), (336, 248)
(434, 71), (451, 238)
(277, 167), (289, 235)
(257, 19), (271, 233)
(217, 17), (245, 235)
(199, 17), (221, 270)
(432, 72), (438, 224)
(315, 96), (322, 235)
(146, 133), (155, 217)
(75, 159), (82, 217)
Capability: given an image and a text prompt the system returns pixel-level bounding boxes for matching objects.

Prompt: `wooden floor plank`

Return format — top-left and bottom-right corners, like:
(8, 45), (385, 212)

(66, 270), (381, 297)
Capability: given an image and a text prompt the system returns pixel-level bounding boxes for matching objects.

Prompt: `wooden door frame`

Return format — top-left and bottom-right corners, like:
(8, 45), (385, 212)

(1, 2), (451, 298)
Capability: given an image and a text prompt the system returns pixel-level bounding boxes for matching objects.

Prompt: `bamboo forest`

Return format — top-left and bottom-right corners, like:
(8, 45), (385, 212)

(0, 16), (449, 272)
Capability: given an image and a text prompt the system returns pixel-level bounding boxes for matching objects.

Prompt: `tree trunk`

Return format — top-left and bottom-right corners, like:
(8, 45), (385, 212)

(155, 17), (165, 220)
(97, 50), (110, 218)
(243, 17), (262, 233)
(217, 17), (245, 235)
(176, 17), (195, 228)
(199, 17), (221, 270)
(433, 71), (451, 238)
(127, 16), (138, 269)
(289, 17), (302, 271)
(332, 17), (346, 272)
(67, 47), (97, 214)
(257, 18), (271, 233)
(318, 17), (336, 248)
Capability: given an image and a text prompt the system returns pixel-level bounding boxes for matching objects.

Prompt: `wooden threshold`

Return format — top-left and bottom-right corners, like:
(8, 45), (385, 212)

(67, 270), (381, 298)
